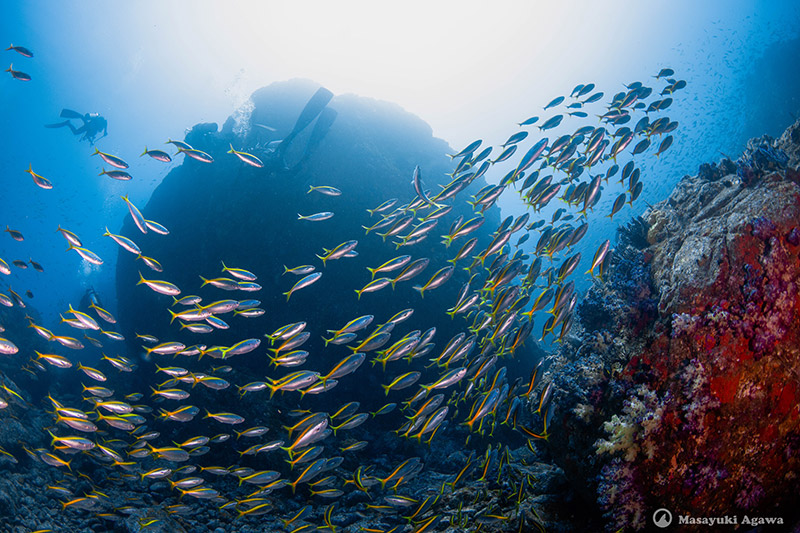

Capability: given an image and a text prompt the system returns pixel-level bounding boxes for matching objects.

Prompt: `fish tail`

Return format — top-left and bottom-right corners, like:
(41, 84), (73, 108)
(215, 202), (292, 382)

(136, 271), (145, 285)
(282, 290), (291, 303)
(354, 289), (362, 300)
(93, 147), (100, 156)
(366, 267), (376, 279)
(228, 143), (235, 154)
(4, 64), (10, 73)
(167, 309), (178, 324)
(361, 225), (372, 234)
(306, 185), (316, 194)
(413, 286), (424, 299)
(199, 275), (209, 287)
(381, 384), (390, 396)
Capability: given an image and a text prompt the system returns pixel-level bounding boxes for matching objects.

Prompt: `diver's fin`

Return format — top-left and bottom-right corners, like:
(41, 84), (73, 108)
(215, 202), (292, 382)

(295, 107), (338, 181)
(44, 121), (70, 129)
(305, 107), (337, 155)
(59, 108), (84, 119)
(282, 87), (334, 148)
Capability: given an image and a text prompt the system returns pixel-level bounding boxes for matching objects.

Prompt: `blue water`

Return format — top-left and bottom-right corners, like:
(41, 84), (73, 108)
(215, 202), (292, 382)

(1, 3), (800, 530)
(2, 1), (798, 326)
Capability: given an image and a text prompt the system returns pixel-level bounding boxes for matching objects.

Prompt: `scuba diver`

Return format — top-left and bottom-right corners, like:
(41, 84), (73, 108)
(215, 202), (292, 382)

(46, 109), (108, 144)
(254, 87), (337, 178)
(78, 286), (102, 315)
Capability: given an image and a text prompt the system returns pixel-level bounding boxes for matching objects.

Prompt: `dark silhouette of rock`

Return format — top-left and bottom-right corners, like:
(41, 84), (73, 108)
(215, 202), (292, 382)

(114, 79), (509, 416)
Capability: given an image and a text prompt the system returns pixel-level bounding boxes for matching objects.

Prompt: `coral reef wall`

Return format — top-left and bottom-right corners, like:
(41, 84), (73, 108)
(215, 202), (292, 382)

(545, 119), (800, 530)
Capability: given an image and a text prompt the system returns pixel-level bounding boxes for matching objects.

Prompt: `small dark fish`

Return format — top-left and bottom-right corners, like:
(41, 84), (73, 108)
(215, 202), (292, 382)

(518, 116), (539, 127)
(6, 44), (33, 57)
(29, 259), (44, 272)
(576, 83), (595, 97)
(608, 193), (626, 220)
(655, 135), (673, 157)
(449, 140), (482, 159)
(567, 111), (588, 118)
(492, 145), (517, 164)
(472, 146), (493, 163)
(543, 96), (565, 110)
(569, 84), (584, 97)
(538, 115), (563, 131)
(629, 181), (643, 204)
(25, 290), (33, 298)
(5, 64), (30, 81)
(658, 98), (674, 111)
(582, 92), (604, 104)
(4, 226), (23, 241)
(501, 131), (528, 147)
(632, 139), (650, 156)
(12, 260), (27, 269)
(655, 68), (674, 79)
(620, 161), (634, 183)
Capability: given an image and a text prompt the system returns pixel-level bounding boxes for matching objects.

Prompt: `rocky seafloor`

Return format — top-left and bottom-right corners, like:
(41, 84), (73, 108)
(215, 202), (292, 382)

(2, 115), (800, 533)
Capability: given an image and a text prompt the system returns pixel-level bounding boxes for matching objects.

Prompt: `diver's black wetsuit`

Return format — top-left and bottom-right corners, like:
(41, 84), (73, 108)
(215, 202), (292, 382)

(46, 109), (108, 144)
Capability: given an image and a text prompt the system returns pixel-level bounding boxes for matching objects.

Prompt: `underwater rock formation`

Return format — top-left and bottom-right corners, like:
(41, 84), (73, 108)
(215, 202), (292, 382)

(547, 118), (800, 530)
(115, 79), (501, 371)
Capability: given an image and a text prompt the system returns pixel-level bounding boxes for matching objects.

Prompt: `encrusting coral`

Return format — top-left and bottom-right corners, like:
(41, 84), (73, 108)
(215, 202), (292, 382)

(543, 118), (800, 530)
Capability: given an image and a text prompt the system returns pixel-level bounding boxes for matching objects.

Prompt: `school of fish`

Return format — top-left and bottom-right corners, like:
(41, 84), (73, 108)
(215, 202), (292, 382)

(2, 42), (684, 532)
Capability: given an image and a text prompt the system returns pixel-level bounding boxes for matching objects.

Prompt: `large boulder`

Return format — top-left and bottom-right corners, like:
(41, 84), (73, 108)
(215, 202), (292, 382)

(113, 78), (506, 419)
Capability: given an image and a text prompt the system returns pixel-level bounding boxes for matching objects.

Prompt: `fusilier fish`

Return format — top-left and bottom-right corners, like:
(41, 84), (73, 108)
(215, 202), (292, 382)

(93, 148), (129, 169)
(228, 144), (264, 167)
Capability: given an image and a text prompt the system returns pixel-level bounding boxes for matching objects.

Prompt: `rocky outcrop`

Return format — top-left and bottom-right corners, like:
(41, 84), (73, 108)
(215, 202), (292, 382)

(546, 119), (800, 530)
(115, 79), (500, 367)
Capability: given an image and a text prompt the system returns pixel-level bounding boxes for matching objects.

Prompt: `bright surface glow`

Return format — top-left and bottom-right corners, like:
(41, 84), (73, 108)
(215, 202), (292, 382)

(8, 0), (797, 151)
(1, 0), (798, 323)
